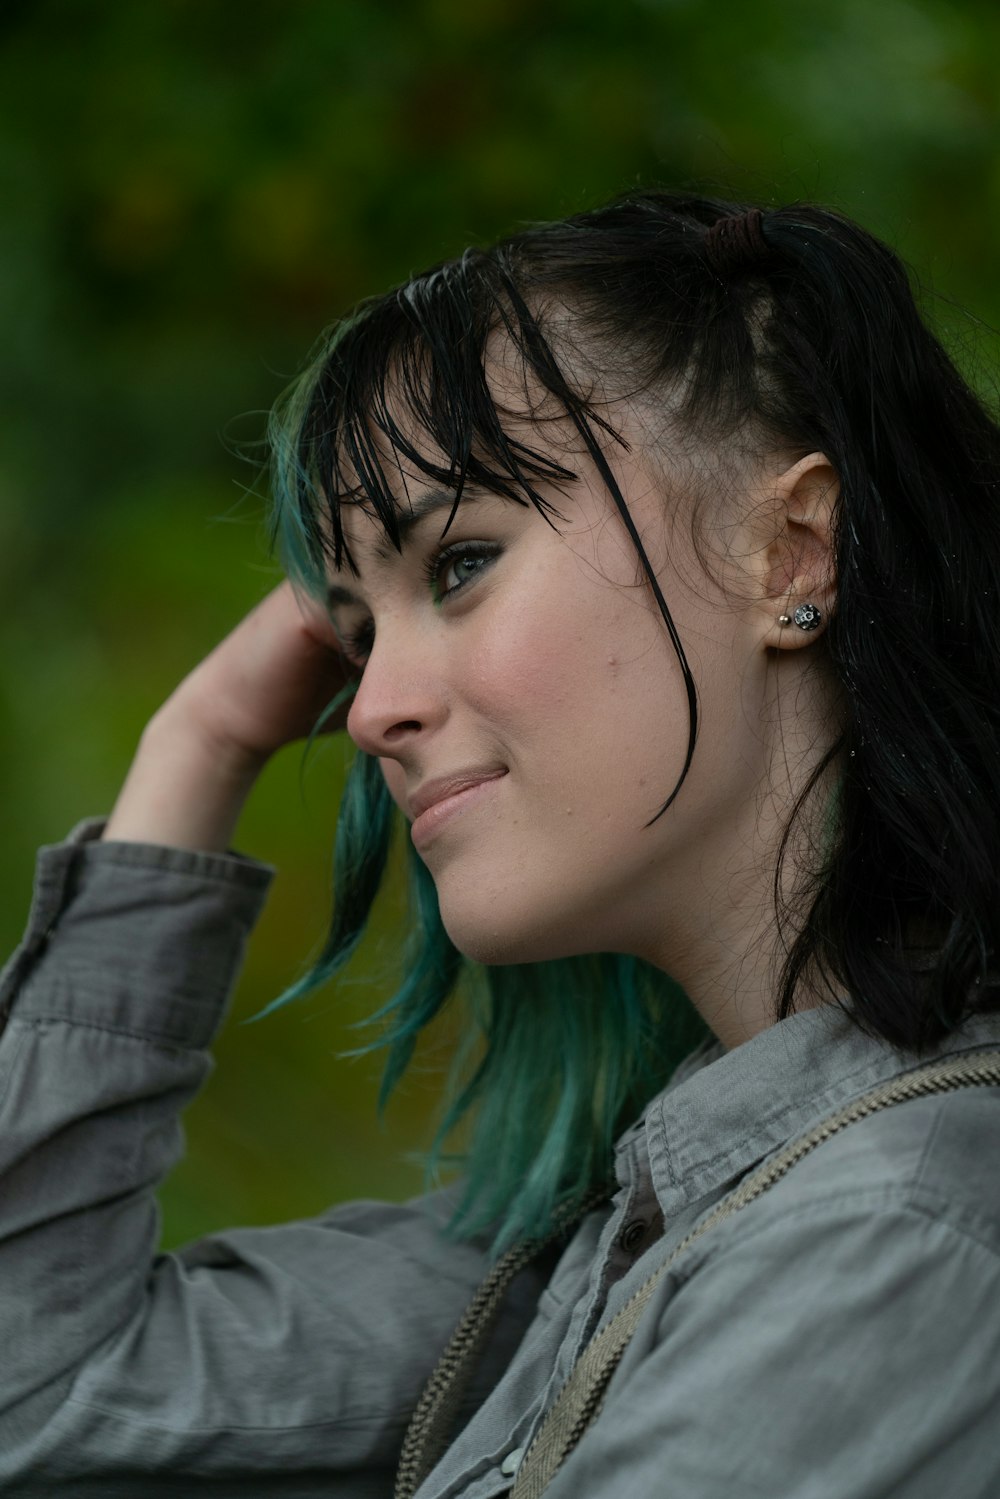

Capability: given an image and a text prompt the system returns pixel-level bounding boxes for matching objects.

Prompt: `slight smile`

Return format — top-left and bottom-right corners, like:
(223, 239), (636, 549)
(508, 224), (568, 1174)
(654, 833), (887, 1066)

(409, 769), (508, 850)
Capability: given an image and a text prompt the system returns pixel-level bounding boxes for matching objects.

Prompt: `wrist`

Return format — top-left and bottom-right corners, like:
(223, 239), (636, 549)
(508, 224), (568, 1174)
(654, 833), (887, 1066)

(147, 694), (270, 785)
(103, 702), (268, 854)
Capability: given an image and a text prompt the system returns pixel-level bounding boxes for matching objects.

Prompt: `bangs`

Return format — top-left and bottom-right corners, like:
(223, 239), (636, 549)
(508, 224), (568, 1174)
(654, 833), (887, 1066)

(268, 249), (625, 589)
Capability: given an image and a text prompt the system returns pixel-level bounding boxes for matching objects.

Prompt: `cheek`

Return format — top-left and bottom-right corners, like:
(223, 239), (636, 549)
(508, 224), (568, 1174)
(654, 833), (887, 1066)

(465, 594), (586, 731)
(467, 553), (668, 751)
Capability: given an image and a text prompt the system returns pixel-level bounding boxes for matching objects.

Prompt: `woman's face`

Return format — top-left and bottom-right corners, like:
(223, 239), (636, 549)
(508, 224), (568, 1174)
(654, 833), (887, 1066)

(327, 427), (788, 977)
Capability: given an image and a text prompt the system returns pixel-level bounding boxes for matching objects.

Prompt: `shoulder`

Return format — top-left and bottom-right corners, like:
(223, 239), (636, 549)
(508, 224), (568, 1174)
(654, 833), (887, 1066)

(602, 1122), (1000, 1499)
(640, 1083), (1000, 1419)
(585, 1035), (1000, 1495)
(597, 1082), (1000, 1499)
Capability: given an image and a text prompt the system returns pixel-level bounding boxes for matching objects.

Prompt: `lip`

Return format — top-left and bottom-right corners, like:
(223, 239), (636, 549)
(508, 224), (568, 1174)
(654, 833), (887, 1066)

(408, 768), (508, 849)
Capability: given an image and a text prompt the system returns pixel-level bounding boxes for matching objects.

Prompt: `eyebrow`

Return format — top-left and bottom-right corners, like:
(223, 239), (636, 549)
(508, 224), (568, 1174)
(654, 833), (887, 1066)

(325, 487), (477, 609)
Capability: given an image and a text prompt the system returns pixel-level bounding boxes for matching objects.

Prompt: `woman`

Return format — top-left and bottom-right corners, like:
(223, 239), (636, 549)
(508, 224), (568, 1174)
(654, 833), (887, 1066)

(2, 192), (1000, 1497)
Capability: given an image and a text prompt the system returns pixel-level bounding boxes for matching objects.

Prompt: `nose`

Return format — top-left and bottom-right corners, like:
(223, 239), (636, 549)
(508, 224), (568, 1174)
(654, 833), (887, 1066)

(345, 630), (447, 759)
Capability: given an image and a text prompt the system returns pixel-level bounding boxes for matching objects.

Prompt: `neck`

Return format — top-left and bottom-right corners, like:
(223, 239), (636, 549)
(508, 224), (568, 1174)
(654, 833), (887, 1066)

(646, 677), (843, 1050)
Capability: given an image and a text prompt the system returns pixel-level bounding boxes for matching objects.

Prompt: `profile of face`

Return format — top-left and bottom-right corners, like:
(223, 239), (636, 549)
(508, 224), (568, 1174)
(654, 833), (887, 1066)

(326, 387), (840, 1007)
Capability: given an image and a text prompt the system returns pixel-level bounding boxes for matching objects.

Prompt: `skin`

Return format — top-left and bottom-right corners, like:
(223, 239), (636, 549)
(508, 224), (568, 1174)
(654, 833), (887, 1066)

(105, 410), (842, 1049)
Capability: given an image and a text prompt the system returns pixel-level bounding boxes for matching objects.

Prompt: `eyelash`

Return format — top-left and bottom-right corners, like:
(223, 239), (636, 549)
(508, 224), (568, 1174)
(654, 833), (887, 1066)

(424, 538), (501, 604)
(339, 539), (501, 665)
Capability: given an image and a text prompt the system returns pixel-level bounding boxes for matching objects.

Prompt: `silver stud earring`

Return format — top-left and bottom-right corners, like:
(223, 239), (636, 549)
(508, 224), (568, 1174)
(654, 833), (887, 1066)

(778, 603), (822, 631)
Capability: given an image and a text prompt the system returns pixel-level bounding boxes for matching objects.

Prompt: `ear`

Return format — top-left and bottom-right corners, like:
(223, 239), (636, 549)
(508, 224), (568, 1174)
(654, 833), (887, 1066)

(753, 452), (838, 651)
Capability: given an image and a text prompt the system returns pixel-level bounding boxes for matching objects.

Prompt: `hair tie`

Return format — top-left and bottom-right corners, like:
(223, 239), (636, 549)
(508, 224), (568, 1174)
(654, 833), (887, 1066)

(703, 208), (770, 277)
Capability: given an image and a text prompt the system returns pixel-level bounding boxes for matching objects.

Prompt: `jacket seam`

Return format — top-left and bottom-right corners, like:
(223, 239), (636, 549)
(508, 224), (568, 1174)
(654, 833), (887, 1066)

(6, 1013), (213, 1056)
(63, 1392), (414, 1437)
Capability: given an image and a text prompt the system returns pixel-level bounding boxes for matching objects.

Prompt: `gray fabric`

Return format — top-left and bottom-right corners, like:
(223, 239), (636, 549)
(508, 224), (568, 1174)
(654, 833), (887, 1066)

(1, 826), (999, 1496)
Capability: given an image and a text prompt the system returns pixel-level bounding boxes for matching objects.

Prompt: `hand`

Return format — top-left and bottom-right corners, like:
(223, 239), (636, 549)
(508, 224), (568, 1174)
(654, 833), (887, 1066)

(103, 582), (353, 853)
(163, 580), (352, 768)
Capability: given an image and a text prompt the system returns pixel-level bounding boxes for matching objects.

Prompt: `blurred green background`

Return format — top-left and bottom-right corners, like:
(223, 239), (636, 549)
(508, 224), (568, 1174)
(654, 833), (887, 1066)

(3, 0), (1000, 1246)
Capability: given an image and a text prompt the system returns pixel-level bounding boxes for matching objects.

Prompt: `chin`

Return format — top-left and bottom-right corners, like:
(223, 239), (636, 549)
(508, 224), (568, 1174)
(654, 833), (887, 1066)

(437, 899), (599, 968)
(438, 913), (523, 966)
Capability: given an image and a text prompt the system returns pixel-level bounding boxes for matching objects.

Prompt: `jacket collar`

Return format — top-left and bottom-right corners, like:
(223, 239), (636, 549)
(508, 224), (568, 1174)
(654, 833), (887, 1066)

(629, 1003), (1000, 1221)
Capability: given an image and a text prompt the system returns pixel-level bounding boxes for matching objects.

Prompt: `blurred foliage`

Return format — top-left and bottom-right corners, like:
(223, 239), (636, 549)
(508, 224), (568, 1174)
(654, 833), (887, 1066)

(2, 0), (1000, 1245)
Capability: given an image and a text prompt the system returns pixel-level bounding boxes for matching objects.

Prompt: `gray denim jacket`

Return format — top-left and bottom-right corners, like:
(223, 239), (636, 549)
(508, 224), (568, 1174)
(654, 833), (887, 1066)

(2, 822), (1000, 1498)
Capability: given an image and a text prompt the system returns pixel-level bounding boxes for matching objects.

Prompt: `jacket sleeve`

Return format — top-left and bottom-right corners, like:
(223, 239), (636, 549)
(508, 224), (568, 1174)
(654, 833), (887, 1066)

(545, 1194), (1000, 1499)
(0, 825), (541, 1498)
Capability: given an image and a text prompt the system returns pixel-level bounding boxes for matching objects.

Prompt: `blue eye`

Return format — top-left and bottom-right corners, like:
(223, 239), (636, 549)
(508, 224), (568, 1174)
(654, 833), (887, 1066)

(427, 541), (501, 603)
(335, 540), (501, 668)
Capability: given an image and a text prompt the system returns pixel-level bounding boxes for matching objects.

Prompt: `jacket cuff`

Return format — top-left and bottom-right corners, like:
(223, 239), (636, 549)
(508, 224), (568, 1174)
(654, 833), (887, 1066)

(0, 821), (274, 1049)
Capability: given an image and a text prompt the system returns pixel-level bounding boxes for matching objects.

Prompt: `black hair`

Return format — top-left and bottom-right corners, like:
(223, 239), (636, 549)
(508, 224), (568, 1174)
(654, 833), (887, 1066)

(274, 188), (1000, 1061)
